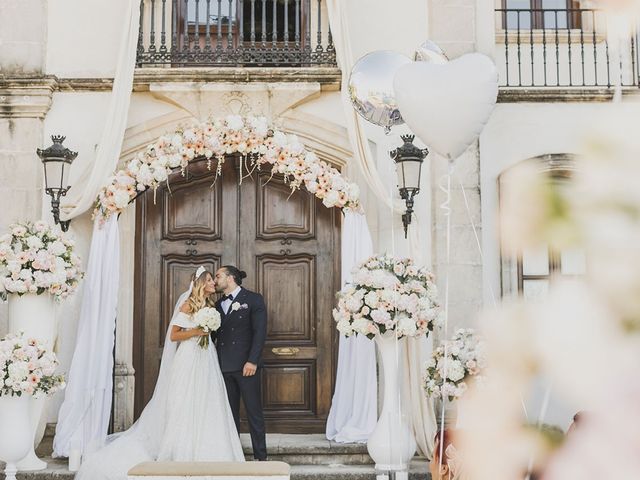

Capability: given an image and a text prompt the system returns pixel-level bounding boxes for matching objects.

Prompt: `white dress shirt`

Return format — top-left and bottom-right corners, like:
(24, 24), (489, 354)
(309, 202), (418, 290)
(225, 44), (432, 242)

(221, 286), (241, 314)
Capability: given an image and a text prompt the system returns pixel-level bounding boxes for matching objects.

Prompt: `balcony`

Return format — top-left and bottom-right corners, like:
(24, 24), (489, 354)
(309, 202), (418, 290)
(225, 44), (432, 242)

(495, 7), (639, 88)
(136, 0), (337, 68)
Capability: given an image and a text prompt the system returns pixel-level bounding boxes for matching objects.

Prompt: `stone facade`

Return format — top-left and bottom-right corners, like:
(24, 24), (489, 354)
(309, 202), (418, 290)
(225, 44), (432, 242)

(2, 0), (632, 431)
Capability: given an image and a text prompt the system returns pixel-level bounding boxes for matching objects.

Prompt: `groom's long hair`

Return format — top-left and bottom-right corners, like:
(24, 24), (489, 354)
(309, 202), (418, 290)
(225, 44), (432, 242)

(222, 265), (247, 285)
(185, 270), (215, 313)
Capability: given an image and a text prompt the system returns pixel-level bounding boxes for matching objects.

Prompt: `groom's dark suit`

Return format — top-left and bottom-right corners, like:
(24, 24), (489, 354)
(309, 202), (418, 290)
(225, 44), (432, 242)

(214, 287), (267, 460)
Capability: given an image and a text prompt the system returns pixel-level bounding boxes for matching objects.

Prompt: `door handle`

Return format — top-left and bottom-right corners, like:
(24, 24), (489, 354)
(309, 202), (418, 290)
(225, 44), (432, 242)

(271, 347), (300, 356)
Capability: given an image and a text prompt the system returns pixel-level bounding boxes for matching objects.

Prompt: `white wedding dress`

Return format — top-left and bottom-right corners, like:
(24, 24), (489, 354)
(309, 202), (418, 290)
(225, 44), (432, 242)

(76, 291), (244, 480)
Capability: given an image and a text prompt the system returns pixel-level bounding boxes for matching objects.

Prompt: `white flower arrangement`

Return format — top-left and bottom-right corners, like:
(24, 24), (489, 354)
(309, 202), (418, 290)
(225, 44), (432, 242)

(193, 306), (221, 348)
(0, 221), (83, 301)
(94, 115), (362, 220)
(0, 332), (66, 398)
(423, 328), (486, 401)
(332, 254), (441, 339)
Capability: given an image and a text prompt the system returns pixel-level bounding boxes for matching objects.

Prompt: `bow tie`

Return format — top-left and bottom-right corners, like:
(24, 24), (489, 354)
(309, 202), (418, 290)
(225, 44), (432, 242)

(221, 294), (234, 302)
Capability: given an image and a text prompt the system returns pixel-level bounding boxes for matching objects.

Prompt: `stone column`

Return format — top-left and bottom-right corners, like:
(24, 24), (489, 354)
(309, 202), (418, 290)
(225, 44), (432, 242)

(428, 0), (484, 331)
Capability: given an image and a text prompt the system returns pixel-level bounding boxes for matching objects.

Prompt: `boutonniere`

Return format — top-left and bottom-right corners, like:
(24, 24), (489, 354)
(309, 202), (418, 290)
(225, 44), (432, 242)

(231, 302), (249, 312)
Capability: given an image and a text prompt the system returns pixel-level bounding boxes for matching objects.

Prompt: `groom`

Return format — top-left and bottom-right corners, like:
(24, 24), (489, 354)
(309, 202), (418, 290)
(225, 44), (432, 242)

(213, 265), (268, 461)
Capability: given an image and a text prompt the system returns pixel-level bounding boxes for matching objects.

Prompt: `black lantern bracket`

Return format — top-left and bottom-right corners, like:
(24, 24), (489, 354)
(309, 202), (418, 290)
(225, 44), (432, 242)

(37, 135), (78, 232)
(389, 134), (429, 239)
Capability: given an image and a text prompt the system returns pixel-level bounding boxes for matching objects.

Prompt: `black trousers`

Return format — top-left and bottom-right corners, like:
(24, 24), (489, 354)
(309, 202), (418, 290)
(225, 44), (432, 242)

(223, 369), (267, 460)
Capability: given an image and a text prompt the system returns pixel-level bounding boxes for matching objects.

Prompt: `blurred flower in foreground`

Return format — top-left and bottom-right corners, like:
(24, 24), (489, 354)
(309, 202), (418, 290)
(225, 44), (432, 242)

(499, 161), (577, 254)
(463, 130), (640, 479)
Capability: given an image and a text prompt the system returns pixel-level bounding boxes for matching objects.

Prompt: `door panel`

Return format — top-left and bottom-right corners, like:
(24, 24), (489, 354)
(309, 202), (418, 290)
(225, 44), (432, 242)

(134, 158), (340, 432)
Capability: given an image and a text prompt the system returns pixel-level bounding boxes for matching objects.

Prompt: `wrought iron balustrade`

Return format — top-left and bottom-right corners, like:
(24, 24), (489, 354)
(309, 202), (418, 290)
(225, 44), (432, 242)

(137, 0), (336, 67)
(496, 7), (639, 87)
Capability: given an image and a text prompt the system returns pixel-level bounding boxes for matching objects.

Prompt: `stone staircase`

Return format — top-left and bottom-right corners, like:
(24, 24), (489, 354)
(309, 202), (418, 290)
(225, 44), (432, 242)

(1, 427), (430, 480)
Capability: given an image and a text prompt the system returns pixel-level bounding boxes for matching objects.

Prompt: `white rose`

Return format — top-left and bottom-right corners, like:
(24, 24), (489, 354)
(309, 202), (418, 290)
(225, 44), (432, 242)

(370, 309), (391, 325)
(336, 320), (353, 336)
(19, 269), (32, 281)
(393, 263), (405, 276)
(182, 129), (197, 143)
(273, 131), (288, 148)
(397, 314), (417, 336)
(226, 115), (244, 131)
(446, 360), (466, 382)
(26, 236), (44, 250)
(48, 240), (66, 256)
(249, 116), (269, 137)
(168, 154), (182, 168)
(345, 296), (362, 313)
(8, 361), (29, 380)
(152, 165), (169, 182)
(137, 164), (154, 186)
(364, 291), (379, 308)
(7, 260), (22, 274)
(352, 317), (370, 334)
(11, 225), (27, 237)
(127, 158), (141, 175)
(305, 151), (318, 164)
(113, 189), (131, 209)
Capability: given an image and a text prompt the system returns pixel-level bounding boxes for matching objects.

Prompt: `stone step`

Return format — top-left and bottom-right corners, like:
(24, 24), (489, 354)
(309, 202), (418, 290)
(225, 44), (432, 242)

(7, 432), (430, 480)
(34, 431), (375, 466)
(35, 424), (55, 458)
(1, 459), (430, 480)
(253, 434), (372, 465)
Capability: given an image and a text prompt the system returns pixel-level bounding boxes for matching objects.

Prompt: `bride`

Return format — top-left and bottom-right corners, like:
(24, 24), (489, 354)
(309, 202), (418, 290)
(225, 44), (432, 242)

(76, 267), (244, 479)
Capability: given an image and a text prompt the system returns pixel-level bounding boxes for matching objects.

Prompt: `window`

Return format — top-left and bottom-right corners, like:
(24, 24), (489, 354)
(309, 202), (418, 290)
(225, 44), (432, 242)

(503, 0), (581, 30)
(499, 154), (586, 300)
(187, 0), (237, 25)
(177, 0), (305, 47)
(518, 245), (586, 300)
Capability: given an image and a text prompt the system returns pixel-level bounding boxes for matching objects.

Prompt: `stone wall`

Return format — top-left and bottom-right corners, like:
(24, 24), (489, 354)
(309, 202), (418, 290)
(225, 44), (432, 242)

(0, 0), (50, 333)
(428, 0), (484, 331)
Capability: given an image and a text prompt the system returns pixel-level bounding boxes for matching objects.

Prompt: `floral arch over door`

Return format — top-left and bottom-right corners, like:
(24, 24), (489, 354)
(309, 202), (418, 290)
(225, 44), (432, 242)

(93, 115), (362, 220)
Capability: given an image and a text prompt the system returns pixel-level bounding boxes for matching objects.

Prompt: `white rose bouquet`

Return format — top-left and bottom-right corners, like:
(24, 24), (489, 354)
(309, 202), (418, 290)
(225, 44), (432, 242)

(332, 253), (441, 339)
(0, 221), (83, 301)
(193, 307), (221, 348)
(0, 332), (66, 398)
(423, 328), (486, 401)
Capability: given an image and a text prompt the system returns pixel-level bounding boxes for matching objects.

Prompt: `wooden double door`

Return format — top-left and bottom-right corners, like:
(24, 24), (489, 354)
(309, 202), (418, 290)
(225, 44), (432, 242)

(133, 157), (340, 433)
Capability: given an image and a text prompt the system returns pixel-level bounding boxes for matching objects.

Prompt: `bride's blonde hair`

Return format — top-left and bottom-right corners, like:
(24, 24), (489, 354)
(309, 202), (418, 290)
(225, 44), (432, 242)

(184, 270), (215, 313)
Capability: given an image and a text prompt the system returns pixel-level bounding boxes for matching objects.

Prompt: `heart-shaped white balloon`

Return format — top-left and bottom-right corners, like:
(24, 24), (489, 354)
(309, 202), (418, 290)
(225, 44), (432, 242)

(393, 53), (499, 161)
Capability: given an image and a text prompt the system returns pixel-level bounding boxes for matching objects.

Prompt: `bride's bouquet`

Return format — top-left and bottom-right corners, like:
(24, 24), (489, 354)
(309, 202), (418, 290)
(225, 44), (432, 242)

(423, 328), (486, 401)
(193, 307), (221, 348)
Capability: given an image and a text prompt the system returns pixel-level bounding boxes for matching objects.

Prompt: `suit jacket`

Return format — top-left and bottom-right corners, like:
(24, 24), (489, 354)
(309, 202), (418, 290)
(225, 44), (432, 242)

(213, 287), (267, 373)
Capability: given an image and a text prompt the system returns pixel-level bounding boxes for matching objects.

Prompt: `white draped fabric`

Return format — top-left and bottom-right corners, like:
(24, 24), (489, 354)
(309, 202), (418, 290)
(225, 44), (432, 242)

(61, 0), (140, 221)
(324, 1), (437, 457)
(326, 211), (377, 443)
(53, 216), (120, 457)
(53, 0), (139, 456)
(324, 0), (402, 214)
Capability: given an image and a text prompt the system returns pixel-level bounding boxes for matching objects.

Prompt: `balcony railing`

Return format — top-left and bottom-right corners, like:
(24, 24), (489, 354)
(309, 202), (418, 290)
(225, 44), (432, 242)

(136, 0), (337, 67)
(496, 8), (638, 87)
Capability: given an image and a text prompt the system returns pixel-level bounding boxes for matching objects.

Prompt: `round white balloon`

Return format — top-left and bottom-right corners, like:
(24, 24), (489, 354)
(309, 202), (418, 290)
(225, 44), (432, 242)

(393, 53), (499, 161)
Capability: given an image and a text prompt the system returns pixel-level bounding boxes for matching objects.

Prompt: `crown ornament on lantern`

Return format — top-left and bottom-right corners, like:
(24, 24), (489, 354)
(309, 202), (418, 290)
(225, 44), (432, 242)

(389, 134), (429, 161)
(36, 135), (78, 162)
